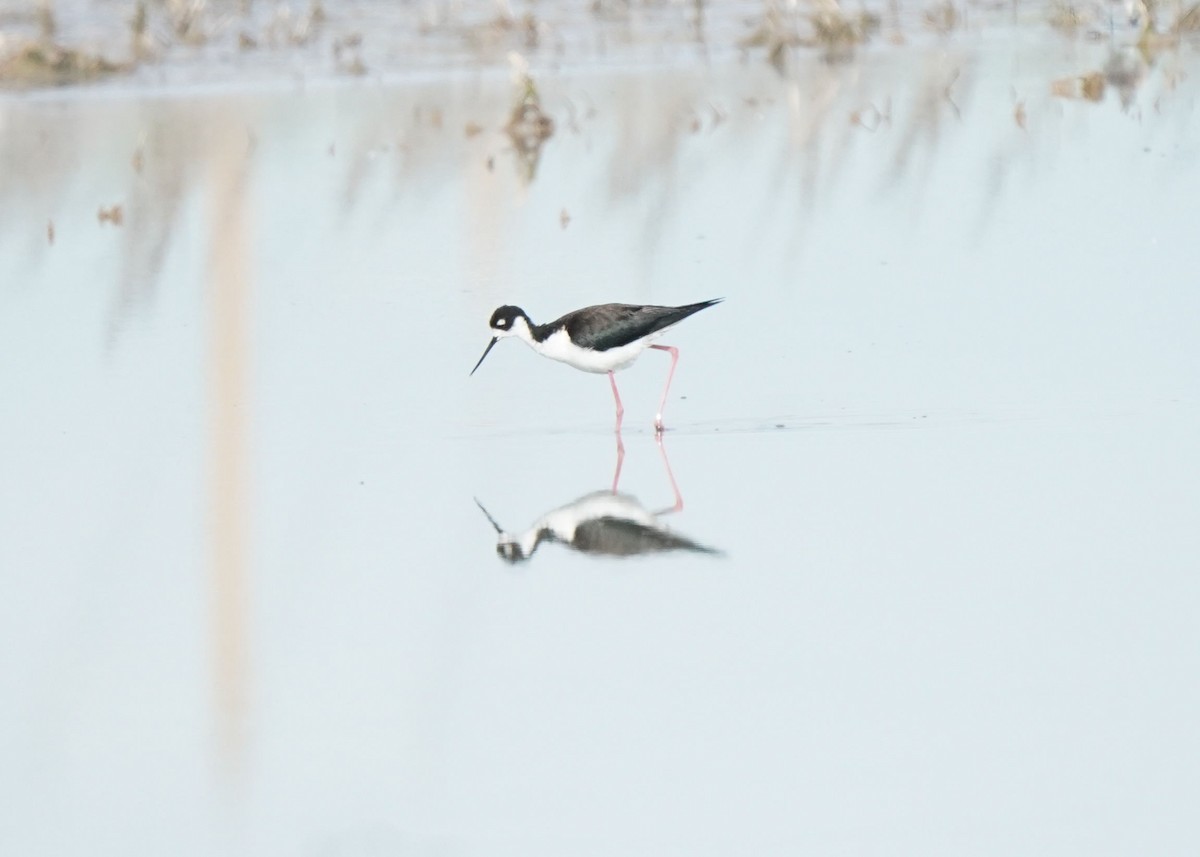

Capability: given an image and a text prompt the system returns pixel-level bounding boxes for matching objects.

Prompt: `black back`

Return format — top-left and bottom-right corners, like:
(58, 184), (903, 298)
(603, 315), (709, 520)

(533, 299), (722, 351)
(571, 517), (719, 557)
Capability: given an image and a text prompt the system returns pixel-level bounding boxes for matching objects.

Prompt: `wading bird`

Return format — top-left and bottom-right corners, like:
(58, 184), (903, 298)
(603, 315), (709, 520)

(470, 299), (721, 432)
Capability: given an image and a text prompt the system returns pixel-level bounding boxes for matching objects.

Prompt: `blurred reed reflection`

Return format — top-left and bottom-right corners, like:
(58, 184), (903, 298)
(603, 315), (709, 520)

(0, 34), (1195, 345)
(207, 108), (252, 774)
(110, 101), (213, 348)
(475, 436), (721, 563)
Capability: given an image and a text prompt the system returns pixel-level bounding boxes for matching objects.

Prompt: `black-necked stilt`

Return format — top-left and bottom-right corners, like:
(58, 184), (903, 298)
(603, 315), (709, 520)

(475, 491), (719, 563)
(469, 299), (721, 431)
(474, 437), (720, 563)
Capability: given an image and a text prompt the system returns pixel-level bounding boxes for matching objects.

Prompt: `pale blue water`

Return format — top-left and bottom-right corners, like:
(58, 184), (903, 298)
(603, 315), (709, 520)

(2, 31), (1199, 857)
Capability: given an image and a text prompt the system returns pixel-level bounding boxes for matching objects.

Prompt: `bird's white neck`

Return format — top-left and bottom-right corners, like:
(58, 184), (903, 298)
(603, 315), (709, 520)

(510, 315), (537, 344)
(499, 527), (543, 559)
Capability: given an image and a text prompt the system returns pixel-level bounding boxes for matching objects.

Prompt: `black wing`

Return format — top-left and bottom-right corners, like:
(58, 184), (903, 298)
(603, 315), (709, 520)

(541, 300), (721, 351)
(570, 517), (720, 557)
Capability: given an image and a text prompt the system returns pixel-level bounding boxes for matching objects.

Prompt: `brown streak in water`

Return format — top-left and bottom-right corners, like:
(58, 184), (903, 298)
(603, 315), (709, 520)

(208, 118), (252, 778)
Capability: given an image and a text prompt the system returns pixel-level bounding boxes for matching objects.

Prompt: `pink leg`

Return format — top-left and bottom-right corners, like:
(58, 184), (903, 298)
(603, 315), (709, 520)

(608, 371), (624, 432)
(649, 344), (679, 433)
(611, 431), (626, 494)
(654, 433), (684, 514)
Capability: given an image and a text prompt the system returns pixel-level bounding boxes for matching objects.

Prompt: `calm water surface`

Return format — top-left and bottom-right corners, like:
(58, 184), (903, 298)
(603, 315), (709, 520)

(2, 30), (1199, 856)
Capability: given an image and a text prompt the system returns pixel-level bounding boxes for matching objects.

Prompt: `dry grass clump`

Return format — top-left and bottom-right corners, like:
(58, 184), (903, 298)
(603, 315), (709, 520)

(1047, 2), (1092, 32)
(742, 0), (880, 67)
(812, 5), (880, 60)
(1050, 70), (1106, 101)
(504, 56), (555, 181)
(0, 39), (129, 87)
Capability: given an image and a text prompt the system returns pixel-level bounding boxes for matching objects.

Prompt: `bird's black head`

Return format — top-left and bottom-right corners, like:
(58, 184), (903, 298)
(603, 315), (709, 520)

(496, 541), (527, 564)
(475, 498), (533, 564)
(471, 306), (530, 376)
(489, 305), (529, 333)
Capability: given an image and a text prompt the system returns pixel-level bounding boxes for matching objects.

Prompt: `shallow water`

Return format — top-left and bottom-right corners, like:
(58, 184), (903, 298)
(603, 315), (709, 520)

(2, 28), (1200, 857)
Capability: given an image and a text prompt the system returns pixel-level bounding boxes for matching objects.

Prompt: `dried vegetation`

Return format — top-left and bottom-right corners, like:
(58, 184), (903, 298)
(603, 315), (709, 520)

(741, 0), (881, 67)
(0, 0), (351, 87)
(504, 55), (556, 182)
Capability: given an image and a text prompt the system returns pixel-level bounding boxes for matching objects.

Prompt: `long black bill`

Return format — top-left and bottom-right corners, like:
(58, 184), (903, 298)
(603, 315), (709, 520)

(470, 337), (498, 376)
(474, 498), (505, 534)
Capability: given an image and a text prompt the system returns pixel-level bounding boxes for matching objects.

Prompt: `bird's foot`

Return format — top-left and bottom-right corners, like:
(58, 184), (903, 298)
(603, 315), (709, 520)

(654, 415), (665, 434)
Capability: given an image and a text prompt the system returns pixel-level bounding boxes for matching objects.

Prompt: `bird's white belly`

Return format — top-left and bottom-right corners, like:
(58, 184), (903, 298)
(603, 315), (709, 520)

(535, 327), (656, 374)
(538, 491), (657, 540)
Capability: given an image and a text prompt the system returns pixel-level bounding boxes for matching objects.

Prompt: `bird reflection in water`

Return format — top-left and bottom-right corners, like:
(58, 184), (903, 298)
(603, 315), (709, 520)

(475, 436), (720, 564)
